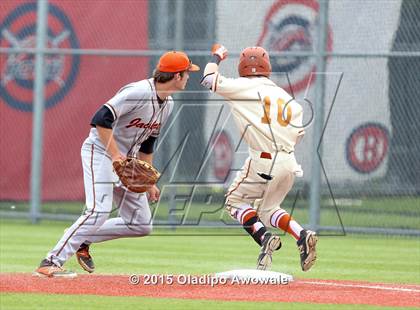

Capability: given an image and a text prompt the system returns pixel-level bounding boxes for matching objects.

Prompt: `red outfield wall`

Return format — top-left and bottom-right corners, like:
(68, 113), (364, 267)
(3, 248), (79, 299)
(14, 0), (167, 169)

(0, 1), (149, 200)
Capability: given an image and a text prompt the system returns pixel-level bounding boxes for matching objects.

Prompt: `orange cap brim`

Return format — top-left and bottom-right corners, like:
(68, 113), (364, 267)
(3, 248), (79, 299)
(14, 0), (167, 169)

(188, 64), (200, 72)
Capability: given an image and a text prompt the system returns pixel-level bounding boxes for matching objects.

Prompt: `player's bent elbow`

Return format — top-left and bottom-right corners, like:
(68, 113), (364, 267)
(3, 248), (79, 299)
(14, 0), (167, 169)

(200, 73), (215, 90)
(203, 62), (219, 76)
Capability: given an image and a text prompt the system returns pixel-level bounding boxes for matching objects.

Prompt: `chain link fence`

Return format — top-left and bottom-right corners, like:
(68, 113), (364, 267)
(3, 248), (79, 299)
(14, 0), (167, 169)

(0, 0), (419, 235)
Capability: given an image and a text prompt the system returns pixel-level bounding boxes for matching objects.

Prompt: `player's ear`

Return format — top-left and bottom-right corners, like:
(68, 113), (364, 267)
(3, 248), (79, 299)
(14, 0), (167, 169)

(176, 71), (186, 81)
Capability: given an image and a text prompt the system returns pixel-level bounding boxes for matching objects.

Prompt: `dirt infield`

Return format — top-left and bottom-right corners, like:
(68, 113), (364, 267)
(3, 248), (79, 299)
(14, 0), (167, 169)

(1, 273), (419, 307)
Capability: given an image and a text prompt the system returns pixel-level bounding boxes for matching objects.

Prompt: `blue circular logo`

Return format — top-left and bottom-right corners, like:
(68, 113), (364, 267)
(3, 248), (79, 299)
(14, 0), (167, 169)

(0, 2), (80, 112)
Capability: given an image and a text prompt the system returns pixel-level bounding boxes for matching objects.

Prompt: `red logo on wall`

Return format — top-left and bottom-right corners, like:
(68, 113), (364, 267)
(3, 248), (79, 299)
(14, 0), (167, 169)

(212, 131), (233, 181)
(257, 0), (333, 94)
(0, 2), (80, 112)
(346, 123), (389, 173)
(0, 1), (149, 200)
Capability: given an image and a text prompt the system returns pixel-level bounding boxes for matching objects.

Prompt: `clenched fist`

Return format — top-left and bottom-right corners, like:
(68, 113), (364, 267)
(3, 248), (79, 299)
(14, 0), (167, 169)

(212, 43), (228, 61)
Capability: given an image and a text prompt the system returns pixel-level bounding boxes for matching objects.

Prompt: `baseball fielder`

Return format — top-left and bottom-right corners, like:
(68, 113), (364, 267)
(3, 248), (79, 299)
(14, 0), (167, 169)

(201, 44), (317, 271)
(35, 51), (199, 277)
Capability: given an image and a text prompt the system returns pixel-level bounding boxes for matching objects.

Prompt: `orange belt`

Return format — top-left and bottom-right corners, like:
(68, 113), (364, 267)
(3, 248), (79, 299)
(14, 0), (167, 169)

(260, 149), (293, 159)
(260, 152), (272, 159)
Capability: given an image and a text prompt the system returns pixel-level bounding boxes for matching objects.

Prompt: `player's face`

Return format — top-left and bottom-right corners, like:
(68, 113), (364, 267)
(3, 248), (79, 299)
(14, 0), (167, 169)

(175, 71), (189, 90)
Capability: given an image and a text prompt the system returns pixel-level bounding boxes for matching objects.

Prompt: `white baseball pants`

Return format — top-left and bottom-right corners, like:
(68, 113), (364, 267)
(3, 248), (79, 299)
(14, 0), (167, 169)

(46, 142), (152, 267)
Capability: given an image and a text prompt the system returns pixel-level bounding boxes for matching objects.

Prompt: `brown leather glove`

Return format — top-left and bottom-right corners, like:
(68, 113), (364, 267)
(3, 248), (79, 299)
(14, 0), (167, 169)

(113, 157), (160, 193)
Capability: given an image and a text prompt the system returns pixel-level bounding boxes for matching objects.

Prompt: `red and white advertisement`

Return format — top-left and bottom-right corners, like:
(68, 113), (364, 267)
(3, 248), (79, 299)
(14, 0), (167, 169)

(0, 1), (149, 200)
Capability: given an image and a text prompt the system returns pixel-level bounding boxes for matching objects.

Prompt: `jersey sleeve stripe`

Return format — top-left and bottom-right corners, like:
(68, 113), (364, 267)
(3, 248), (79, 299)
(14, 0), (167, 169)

(213, 73), (220, 92)
(104, 103), (117, 120)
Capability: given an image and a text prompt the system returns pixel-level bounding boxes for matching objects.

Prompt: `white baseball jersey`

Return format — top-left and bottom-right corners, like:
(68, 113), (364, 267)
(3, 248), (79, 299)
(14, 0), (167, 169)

(202, 73), (304, 153)
(86, 78), (173, 155)
(202, 67), (305, 231)
(46, 78), (172, 267)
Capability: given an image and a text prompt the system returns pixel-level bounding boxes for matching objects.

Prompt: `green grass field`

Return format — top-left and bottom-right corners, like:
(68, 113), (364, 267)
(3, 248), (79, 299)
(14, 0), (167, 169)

(0, 293), (413, 310)
(1, 218), (419, 309)
(1, 196), (419, 230)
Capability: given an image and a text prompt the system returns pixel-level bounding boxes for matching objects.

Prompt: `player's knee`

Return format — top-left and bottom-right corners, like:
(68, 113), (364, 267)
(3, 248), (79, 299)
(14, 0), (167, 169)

(142, 224), (153, 236)
(129, 223), (153, 236)
(259, 206), (279, 228)
(89, 211), (110, 228)
(225, 199), (243, 217)
(224, 203), (232, 215)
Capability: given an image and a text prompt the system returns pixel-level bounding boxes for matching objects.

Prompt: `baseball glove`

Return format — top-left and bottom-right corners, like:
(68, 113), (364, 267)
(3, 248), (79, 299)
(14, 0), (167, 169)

(112, 157), (160, 193)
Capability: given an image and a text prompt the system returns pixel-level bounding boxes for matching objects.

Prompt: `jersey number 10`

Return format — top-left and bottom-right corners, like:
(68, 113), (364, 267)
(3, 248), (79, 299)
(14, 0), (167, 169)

(261, 96), (292, 127)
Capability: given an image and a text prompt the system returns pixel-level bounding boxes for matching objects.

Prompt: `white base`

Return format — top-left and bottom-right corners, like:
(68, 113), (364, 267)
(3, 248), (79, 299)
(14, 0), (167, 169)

(215, 269), (293, 284)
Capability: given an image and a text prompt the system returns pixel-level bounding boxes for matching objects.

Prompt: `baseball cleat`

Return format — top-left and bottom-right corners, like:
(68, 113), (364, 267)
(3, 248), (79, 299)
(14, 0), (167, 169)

(76, 243), (95, 273)
(33, 259), (77, 278)
(297, 230), (318, 272)
(256, 232), (282, 271)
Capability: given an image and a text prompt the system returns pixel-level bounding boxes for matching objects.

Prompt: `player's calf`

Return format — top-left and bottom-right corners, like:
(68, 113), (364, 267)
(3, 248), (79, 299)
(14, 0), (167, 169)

(228, 204), (268, 245)
(228, 204), (282, 270)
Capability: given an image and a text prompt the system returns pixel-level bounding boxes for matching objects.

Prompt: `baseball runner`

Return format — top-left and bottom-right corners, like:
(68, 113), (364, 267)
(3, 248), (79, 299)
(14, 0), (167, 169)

(201, 44), (318, 271)
(35, 51), (199, 277)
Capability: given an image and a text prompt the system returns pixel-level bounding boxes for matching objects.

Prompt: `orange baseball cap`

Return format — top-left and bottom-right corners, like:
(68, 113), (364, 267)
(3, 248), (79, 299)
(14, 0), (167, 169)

(157, 51), (200, 73)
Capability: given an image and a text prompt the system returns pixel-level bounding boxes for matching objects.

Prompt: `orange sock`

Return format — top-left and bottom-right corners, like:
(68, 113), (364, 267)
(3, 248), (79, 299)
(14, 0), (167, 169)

(270, 209), (303, 240)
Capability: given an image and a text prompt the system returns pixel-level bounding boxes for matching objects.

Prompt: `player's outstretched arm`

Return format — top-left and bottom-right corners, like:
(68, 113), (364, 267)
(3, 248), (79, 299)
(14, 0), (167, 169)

(201, 44), (228, 90)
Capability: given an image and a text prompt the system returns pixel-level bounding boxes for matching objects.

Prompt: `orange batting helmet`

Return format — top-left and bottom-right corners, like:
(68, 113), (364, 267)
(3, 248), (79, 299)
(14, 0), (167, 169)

(238, 46), (272, 77)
